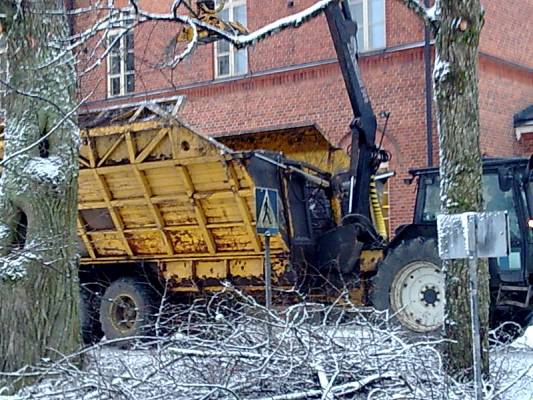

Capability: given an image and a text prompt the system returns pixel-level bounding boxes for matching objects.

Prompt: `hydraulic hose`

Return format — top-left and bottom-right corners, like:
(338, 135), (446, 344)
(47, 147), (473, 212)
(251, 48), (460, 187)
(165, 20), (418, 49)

(370, 176), (388, 239)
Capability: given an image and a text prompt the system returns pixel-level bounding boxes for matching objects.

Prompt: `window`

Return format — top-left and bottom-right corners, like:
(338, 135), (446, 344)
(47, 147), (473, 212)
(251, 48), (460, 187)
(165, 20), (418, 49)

(349, 0), (386, 51)
(107, 11), (135, 97)
(215, 0), (248, 78)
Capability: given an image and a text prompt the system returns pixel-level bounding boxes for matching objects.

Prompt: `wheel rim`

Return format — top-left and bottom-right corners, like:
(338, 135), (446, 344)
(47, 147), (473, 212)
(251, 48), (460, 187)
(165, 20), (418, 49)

(110, 294), (138, 333)
(390, 261), (444, 333)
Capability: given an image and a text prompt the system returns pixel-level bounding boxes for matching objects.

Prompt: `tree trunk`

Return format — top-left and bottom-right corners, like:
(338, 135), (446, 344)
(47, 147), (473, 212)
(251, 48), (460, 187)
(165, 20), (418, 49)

(0, 0), (80, 390)
(434, 0), (488, 378)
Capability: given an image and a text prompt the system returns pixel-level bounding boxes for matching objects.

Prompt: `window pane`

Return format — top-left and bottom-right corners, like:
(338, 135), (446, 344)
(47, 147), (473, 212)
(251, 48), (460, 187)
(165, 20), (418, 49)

(219, 8), (229, 21)
(369, 0), (385, 49)
(234, 4), (247, 26)
(421, 177), (440, 222)
(369, 0), (385, 24)
(369, 23), (385, 49)
(111, 77), (120, 96)
(125, 31), (134, 50)
(126, 74), (135, 93)
(234, 48), (248, 75)
(109, 35), (120, 54)
(349, 1), (364, 26)
(218, 40), (230, 53)
(126, 52), (135, 71)
(110, 55), (121, 74)
(217, 55), (230, 76)
(349, 2), (364, 48)
(483, 174), (522, 270)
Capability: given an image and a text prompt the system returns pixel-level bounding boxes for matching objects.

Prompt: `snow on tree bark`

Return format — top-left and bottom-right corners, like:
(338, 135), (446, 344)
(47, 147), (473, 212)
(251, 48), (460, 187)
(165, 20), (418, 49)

(0, 0), (81, 389)
(401, 0), (488, 379)
(433, 0), (488, 378)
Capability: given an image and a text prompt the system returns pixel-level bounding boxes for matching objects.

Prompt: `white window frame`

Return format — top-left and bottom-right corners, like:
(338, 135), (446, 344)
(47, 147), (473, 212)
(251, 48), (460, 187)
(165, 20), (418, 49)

(107, 10), (135, 98)
(349, 0), (386, 52)
(214, 0), (248, 78)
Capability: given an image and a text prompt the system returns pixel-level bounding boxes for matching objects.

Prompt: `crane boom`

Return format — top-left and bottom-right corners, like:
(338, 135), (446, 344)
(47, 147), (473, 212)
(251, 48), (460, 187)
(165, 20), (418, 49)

(324, 0), (383, 219)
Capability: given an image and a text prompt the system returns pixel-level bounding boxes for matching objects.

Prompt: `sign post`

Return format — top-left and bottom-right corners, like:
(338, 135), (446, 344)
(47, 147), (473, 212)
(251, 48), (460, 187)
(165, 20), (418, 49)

(255, 187), (280, 312)
(437, 211), (510, 400)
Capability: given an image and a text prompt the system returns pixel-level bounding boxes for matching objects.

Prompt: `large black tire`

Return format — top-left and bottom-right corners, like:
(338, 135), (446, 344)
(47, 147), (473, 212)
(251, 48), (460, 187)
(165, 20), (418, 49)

(100, 277), (160, 345)
(80, 284), (104, 345)
(371, 238), (445, 334)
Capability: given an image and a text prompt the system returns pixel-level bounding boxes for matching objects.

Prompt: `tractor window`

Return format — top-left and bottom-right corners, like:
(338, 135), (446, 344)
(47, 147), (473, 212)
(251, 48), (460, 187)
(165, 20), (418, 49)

(483, 173), (522, 270)
(420, 172), (523, 271)
(421, 177), (440, 222)
(421, 173), (522, 239)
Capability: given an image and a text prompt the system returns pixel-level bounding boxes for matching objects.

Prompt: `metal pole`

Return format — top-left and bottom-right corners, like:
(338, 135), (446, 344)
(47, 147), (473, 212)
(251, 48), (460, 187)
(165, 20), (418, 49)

(469, 219), (483, 400)
(264, 232), (272, 310)
(424, 0), (433, 166)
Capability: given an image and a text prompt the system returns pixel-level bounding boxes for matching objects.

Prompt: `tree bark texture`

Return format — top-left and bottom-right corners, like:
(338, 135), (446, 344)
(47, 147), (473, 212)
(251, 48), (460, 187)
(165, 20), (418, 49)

(433, 0), (488, 378)
(0, 0), (80, 389)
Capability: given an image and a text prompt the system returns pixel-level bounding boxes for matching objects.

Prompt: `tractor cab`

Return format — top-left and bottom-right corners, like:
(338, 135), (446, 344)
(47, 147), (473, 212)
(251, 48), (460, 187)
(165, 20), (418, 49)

(412, 157), (533, 290)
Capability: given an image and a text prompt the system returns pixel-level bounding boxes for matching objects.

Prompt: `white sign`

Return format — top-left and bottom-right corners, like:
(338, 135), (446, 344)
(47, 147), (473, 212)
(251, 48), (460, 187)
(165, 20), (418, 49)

(437, 211), (510, 259)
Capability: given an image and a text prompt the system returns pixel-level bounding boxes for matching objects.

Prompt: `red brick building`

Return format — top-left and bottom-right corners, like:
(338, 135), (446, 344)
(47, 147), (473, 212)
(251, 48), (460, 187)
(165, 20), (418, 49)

(74, 0), (533, 233)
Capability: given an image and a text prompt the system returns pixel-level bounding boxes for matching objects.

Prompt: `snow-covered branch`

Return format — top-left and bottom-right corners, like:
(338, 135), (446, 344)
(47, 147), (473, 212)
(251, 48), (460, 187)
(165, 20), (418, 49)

(398, 0), (440, 31)
(3, 287), (529, 399)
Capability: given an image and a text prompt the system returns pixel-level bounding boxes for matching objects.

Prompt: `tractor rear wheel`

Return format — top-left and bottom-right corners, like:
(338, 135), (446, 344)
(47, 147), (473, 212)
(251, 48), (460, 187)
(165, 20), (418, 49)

(100, 277), (160, 345)
(371, 238), (445, 333)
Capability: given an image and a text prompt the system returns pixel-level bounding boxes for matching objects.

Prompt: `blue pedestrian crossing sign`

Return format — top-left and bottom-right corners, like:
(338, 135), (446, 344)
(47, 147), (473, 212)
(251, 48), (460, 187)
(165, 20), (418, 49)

(255, 187), (279, 235)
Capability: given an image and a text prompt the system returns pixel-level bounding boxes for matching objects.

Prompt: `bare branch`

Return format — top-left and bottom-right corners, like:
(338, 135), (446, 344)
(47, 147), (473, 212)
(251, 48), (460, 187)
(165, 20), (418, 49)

(398, 0), (439, 31)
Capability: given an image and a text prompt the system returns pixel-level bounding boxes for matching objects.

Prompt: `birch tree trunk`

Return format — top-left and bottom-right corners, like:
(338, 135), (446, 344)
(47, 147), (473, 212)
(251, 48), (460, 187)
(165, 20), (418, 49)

(434, 0), (488, 378)
(401, 0), (487, 379)
(0, 0), (80, 390)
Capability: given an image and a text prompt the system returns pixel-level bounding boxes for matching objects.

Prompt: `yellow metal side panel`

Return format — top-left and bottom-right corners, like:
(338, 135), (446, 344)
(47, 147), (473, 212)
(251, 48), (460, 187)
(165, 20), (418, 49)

(78, 120), (290, 264)
(165, 260), (193, 281)
(118, 206), (156, 229)
(94, 134), (131, 164)
(210, 226), (254, 252)
(167, 229), (208, 254)
(142, 167), (184, 197)
(220, 127), (350, 174)
(186, 162), (233, 193)
(101, 171), (143, 200)
(158, 201), (197, 226)
(89, 233), (127, 256)
(231, 162), (252, 189)
(196, 261), (227, 279)
(78, 172), (104, 203)
(229, 258), (263, 278)
(128, 231), (168, 255)
(201, 197), (244, 225)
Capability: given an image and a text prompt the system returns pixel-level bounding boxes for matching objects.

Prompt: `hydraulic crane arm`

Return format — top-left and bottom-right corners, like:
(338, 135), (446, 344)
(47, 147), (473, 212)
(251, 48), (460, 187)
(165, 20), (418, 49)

(324, 0), (384, 219)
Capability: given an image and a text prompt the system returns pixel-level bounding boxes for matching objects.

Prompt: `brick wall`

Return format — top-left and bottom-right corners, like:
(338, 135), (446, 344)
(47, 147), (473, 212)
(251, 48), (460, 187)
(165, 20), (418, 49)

(480, 0), (533, 69)
(519, 135), (533, 155)
(478, 57), (533, 157)
(73, 0), (532, 233)
(75, 0), (432, 105)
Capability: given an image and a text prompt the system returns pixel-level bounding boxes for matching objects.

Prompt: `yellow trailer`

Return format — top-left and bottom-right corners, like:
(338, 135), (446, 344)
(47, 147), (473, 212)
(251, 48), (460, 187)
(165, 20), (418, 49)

(77, 100), (384, 342)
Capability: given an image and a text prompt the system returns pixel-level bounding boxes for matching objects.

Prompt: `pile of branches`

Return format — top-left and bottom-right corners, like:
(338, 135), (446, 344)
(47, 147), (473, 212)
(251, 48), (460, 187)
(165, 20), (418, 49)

(5, 287), (531, 400)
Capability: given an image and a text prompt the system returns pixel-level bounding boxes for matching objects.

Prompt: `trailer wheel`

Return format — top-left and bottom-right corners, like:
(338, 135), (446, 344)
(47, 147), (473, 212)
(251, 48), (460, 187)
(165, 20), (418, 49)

(371, 239), (444, 333)
(100, 277), (160, 344)
(80, 285), (104, 345)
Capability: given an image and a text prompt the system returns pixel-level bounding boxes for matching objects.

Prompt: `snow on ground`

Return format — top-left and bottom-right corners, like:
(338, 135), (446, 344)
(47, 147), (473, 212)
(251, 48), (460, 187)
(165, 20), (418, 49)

(1, 298), (532, 400)
(514, 325), (533, 348)
(492, 326), (533, 400)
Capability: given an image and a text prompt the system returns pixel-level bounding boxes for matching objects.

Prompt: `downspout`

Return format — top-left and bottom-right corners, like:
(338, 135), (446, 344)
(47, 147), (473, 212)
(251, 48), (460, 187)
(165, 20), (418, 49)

(67, 0), (75, 36)
(424, 0), (433, 166)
